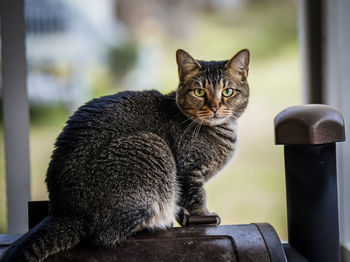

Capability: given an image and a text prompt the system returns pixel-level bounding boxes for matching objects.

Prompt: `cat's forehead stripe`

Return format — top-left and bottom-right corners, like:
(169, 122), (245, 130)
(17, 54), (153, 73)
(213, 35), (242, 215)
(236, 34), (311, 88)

(197, 60), (227, 85)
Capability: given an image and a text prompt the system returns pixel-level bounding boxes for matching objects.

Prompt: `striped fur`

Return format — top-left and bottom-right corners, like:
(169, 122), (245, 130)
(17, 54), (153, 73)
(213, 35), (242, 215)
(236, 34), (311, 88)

(0, 49), (249, 261)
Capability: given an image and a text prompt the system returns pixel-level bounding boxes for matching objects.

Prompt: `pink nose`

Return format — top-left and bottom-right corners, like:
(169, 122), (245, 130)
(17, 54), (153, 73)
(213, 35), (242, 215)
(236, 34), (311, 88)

(211, 106), (219, 112)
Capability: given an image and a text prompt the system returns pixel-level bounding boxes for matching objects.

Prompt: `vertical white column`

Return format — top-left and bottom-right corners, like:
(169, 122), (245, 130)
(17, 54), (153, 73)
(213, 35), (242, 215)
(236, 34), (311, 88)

(0, 0), (31, 233)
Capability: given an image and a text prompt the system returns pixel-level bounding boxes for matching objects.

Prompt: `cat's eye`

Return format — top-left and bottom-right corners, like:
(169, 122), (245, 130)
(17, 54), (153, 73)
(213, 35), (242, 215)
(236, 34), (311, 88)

(194, 88), (206, 97)
(222, 88), (235, 97)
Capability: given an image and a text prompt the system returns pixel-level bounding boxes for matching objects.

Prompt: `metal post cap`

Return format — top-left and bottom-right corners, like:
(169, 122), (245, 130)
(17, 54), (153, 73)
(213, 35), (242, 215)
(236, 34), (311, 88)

(274, 104), (345, 145)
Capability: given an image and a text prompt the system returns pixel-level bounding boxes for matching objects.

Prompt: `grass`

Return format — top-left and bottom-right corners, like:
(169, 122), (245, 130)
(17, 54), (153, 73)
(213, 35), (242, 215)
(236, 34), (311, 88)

(0, 0), (299, 241)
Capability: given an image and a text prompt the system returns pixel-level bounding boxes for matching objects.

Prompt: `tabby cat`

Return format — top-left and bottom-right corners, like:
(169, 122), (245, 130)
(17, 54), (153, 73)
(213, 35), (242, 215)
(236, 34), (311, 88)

(0, 48), (250, 261)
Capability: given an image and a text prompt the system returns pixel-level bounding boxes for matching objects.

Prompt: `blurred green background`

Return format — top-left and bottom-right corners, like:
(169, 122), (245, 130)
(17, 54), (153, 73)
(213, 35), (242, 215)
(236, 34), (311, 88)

(0, 0), (300, 240)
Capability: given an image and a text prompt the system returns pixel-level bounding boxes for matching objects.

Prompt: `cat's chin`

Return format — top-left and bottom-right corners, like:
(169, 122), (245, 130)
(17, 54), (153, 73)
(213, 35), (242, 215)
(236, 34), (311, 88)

(179, 108), (230, 126)
(201, 116), (230, 126)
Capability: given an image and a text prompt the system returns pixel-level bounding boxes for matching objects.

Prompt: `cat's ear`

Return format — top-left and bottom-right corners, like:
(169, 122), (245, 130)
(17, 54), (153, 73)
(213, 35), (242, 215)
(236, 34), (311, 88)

(176, 49), (202, 82)
(225, 49), (250, 80)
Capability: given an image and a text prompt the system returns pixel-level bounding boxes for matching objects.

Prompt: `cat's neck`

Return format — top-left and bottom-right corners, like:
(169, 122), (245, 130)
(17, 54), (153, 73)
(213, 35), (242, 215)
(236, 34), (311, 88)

(160, 91), (182, 116)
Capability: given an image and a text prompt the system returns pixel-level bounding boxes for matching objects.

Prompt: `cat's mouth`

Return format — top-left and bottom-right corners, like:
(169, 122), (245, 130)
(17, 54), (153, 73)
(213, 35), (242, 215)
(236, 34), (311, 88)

(198, 112), (230, 126)
(180, 107), (232, 126)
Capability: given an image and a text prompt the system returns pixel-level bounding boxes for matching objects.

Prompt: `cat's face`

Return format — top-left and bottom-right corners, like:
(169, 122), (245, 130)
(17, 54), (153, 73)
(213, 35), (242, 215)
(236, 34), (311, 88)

(176, 49), (250, 126)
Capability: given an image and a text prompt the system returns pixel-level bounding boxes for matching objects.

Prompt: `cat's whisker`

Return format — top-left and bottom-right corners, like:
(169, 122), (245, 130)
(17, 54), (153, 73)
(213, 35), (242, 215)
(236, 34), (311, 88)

(190, 118), (204, 148)
(177, 118), (192, 126)
(193, 120), (201, 140)
(191, 124), (197, 143)
(177, 117), (199, 149)
(230, 115), (239, 120)
(195, 119), (204, 141)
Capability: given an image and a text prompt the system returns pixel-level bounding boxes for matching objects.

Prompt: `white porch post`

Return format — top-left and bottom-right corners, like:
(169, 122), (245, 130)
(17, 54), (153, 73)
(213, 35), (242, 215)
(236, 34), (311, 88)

(0, 0), (31, 233)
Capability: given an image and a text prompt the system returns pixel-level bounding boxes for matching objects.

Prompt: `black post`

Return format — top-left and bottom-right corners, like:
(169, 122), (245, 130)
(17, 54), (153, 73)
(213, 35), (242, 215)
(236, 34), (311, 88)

(285, 144), (339, 262)
(274, 105), (345, 262)
(301, 0), (325, 104)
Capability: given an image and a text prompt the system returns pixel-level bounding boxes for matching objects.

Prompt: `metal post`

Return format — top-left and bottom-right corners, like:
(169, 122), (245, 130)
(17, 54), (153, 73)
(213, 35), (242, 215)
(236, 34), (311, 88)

(284, 144), (339, 262)
(275, 104), (345, 262)
(0, 0), (31, 233)
(298, 0), (325, 104)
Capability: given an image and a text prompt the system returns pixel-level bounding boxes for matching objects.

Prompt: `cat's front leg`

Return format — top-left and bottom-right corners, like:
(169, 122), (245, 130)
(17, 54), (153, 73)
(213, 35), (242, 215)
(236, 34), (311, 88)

(176, 182), (221, 226)
(176, 179), (213, 226)
(185, 185), (210, 216)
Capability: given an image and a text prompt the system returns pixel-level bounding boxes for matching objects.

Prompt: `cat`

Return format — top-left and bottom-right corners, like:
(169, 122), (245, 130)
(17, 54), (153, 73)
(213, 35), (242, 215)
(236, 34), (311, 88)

(0, 48), (250, 262)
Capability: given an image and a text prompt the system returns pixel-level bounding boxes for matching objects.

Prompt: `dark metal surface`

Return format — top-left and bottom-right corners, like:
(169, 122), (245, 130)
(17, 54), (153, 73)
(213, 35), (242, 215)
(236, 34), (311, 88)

(184, 214), (221, 226)
(274, 104), (345, 145)
(282, 244), (308, 262)
(0, 234), (22, 258)
(301, 0), (324, 104)
(284, 144), (340, 262)
(254, 223), (287, 262)
(1, 224), (286, 262)
(275, 104), (344, 261)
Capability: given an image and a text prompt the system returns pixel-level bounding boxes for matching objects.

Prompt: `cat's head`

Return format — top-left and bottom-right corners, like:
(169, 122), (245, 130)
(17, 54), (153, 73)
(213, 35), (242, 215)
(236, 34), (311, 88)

(175, 49), (250, 126)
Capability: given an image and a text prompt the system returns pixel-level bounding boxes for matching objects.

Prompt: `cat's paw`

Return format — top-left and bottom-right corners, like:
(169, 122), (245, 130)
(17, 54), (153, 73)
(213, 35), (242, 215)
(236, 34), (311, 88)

(176, 207), (190, 226)
(166, 222), (174, 229)
(189, 207), (211, 216)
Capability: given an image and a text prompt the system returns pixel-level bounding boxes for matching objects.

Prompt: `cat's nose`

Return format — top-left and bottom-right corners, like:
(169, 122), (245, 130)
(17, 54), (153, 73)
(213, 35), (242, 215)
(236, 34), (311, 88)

(211, 106), (219, 113)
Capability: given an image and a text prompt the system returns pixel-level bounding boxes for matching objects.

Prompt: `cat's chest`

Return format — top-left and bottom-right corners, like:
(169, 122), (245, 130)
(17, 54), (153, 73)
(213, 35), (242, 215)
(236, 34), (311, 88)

(174, 123), (237, 179)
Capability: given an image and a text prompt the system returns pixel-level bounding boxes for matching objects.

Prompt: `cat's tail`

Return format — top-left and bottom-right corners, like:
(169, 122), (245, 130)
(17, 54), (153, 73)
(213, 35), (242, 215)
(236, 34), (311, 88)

(0, 216), (84, 262)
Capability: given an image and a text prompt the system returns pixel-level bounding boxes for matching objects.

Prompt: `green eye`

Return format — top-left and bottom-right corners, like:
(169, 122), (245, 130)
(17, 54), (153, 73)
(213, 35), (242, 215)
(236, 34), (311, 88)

(194, 88), (206, 97)
(222, 88), (235, 97)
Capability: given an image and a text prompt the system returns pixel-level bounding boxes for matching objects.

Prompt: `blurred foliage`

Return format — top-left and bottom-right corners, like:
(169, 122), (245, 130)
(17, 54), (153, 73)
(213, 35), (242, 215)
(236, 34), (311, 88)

(28, 60), (72, 78)
(91, 68), (119, 98)
(0, 99), (3, 124)
(108, 41), (138, 79)
(29, 104), (70, 126)
(183, 0), (297, 59)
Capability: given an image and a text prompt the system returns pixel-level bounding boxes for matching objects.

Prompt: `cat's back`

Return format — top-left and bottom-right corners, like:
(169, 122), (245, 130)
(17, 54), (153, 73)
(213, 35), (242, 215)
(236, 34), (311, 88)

(47, 90), (168, 178)
(68, 90), (164, 132)
(56, 90), (166, 145)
